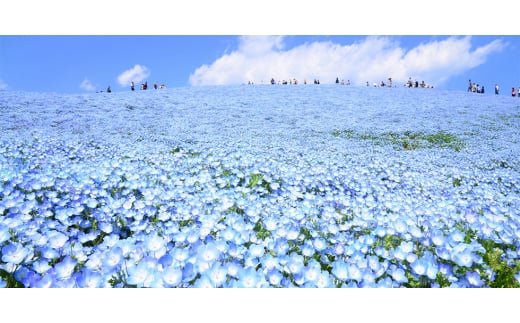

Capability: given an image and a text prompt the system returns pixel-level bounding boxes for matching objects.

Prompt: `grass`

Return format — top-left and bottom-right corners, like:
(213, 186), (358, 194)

(332, 129), (465, 151)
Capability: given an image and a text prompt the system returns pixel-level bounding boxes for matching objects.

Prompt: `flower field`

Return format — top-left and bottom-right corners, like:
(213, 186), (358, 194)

(1, 85), (520, 288)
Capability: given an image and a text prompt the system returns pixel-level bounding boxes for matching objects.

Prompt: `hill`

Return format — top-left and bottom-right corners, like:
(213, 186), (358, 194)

(1, 85), (520, 288)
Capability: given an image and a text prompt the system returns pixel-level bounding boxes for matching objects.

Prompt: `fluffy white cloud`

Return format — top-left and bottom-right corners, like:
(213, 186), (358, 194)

(117, 64), (150, 87)
(79, 78), (96, 91)
(0, 79), (8, 90)
(189, 36), (506, 87)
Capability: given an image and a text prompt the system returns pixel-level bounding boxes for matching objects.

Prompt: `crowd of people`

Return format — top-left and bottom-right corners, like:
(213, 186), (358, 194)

(263, 77), (432, 88)
(130, 81), (166, 91)
(467, 79), (485, 94)
(99, 81), (167, 93)
(469, 80), (520, 97)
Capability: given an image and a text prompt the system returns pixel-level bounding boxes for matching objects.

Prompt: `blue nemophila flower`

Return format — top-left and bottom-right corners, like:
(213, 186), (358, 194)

(465, 271), (484, 287)
(162, 266), (183, 287)
(1, 243), (29, 265)
(312, 237), (327, 252)
(54, 256), (77, 281)
(393, 220), (408, 234)
(103, 246), (123, 269)
(332, 260), (349, 281)
(76, 269), (103, 288)
(127, 261), (153, 287)
(301, 259), (320, 283)
(285, 253), (305, 275)
(266, 269), (283, 286)
(449, 229), (466, 245)
(196, 242), (221, 263)
(431, 230), (447, 246)
(32, 260), (52, 274)
(46, 230), (69, 249)
(390, 267), (408, 284)
(451, 244), (478, 268)
(86, 198), (98, 208)
(411, 258), (428, 276)
(193, 274), (214, 288)
(144, 233), (166, 254)
(248, 244), (265, 258)
(32, 273), (54, 288)
(207, 262), (228, 286)
(235, 267), (263, 288)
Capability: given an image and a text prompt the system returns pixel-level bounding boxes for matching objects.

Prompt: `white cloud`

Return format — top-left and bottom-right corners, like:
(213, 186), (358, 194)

(117, 64), (150, 87)
(80, 78), (96, 91)
(0, 79), (8, 90)
(189, 36), (506, 87)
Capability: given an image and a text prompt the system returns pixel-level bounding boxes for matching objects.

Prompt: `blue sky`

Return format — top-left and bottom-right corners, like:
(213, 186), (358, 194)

(1, 2), (518, 94)
(1, 35), (518, 94)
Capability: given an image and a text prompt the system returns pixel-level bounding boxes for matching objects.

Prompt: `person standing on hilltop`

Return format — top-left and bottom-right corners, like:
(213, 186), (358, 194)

(495, 84), (499, 95)
(131, 81), (135, 91)
(512, 87), (516, 97)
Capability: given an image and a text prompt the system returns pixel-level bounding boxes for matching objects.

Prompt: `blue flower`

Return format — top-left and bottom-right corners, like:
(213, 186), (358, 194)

(76, 269), (103, 288)
(411, 258), (428, 276)
(126, 261), (152, 287)
(46, 230), (69, 249)
(162, 266), (183, 287)
(303, 259), (322, 284)
(248, 244), (265, 258)
(451, 245), (477, 267)
(286, 253), (305, 275)
(315, 271), (334, 288)
(260, 253), (280, 271)
(301, 241), (315, 257)
(236, 267), (261, 288)
(32, 273), (54, 288)
(332, 260), (349, 281)
(391, 267), (408, 284)
(347, 264), (363, 282)
(32, 260), (52, 274)
(144, 233), (166, 254)
(103, 246), (123, 269)
(193, 274), (214, 288)
(465, 271), (484, 287)
(207, 263), (228, 286)
(266, 269), (283, 286)
(196, 243), (221, 263)
(449, 229), (465, 244)
(54, 256), (77, 281)
(1, 243), (29, 265)
(312, 237), (327, 252)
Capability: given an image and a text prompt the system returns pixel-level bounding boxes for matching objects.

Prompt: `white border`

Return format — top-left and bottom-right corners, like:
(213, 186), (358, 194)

(0, 1), (515, 35)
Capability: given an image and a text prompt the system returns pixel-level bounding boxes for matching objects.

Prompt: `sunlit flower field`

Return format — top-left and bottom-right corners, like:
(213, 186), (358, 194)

(1, 85), (519, 288)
